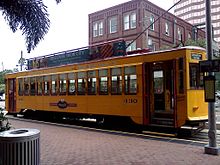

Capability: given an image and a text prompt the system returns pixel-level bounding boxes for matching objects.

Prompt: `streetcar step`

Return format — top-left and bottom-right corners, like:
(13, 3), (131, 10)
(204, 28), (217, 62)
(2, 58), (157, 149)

(151, 118), (174, 126)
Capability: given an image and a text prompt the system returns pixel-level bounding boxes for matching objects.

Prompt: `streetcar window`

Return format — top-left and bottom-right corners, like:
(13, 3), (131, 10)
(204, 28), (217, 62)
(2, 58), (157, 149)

(24, 77), (30, 95)
(37, 76), (43, 95)
(125, 66), (137, 94)
(88, 71), (96, 95)
(111, 68), (122, 95)
(77, 72), (86, 95)
(68, 73), (76, 95)
(59, 74), (67, 95)
(189, 63), (203, 89)
(51, 75), (58, 95)
(154, 70), (164, 94)
(99, 69), (108, 95)
(18, 78), (23, 96)
(178, 58), (184, 93)
(30, 77), (36, 95)
(43, 76), (50, 95)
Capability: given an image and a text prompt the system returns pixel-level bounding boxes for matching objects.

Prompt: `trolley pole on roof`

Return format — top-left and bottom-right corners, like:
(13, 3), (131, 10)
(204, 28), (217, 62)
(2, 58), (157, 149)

(204, 0), (220, 155)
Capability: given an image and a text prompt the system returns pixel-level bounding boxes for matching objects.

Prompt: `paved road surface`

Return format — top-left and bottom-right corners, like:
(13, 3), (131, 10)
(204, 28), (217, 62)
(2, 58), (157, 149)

(7, 118), (220, 165)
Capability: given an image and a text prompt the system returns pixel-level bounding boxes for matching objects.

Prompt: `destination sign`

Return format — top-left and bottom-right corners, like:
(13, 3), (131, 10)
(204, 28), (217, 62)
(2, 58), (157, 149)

(191, 53), (202, 60)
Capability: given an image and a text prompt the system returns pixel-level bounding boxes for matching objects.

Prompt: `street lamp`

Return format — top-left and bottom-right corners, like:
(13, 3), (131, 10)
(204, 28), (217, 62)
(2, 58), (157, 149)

(204, 0), (220, 155)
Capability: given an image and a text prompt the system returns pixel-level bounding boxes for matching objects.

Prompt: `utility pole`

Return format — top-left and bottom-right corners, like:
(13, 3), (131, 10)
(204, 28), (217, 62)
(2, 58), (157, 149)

(18, 51), (25, 71)
(204, 0), (220, 155)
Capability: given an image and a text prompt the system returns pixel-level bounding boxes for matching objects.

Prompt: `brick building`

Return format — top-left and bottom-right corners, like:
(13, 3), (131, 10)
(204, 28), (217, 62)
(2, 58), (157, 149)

(88, 0), (205, 52)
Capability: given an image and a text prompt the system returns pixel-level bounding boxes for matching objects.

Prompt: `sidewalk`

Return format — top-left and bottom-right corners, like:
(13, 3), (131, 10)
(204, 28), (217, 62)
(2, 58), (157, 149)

(7, 118), (220, 165)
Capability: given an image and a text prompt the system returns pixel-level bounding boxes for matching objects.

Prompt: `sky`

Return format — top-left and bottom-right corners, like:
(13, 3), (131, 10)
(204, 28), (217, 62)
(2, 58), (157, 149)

(0, 0), (174, 70)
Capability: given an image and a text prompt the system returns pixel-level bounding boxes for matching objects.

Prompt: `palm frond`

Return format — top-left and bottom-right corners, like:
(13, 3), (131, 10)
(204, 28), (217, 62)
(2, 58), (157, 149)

(0, 0), (51, 52)
(55, 0), (61, 4)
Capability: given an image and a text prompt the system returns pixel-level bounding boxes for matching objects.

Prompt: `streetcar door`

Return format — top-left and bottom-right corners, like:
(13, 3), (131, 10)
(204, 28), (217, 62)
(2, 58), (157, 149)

(147, 61), (176, 127)
(7, 79), (16, 113)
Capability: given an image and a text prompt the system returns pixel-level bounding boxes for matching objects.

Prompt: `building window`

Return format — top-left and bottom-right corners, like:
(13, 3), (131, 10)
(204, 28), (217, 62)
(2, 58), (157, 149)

(126, 40), (136, 52)
(178, 28), (182, 40)
(165, 22), (170, 36)
(148, 38), (155, 51)
(123, 12), (136, 30)
(93, 23), (98, 37)
(130, 13), (136, 29)
(124, 14), (129, 30)
(93, 21), (103, 37)
(150, 15), (155, 30)
(99, 21), (103, 36)
(109, 16), (117, 34)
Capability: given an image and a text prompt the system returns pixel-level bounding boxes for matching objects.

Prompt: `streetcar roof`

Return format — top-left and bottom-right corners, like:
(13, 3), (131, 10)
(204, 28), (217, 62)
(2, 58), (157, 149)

(5, 46), (206, 78)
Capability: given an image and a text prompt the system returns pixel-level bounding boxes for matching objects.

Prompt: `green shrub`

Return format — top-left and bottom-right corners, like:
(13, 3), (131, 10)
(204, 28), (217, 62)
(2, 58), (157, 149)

(0, 108), (11, 132)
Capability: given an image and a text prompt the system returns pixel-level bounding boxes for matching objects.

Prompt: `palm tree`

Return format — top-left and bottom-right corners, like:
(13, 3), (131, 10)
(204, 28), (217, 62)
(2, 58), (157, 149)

(0, 0), (61, 53)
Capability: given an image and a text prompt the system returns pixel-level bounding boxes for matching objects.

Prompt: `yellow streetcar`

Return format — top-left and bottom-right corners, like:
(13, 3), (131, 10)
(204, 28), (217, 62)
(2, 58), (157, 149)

(5, 41), (208, 131)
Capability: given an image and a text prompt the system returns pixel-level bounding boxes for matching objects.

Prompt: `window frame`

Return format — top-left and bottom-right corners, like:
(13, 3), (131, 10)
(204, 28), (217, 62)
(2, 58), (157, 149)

(109, 16), (117, 34)
(98, 21), (103, 36)
(93, 22), (98, 37)
(189, 63), (203, 89)
(24, 77), (30, 95)
(18, 78), (24, 96)
(126, 40), (136, 52)
(99, 69), (109, 95)
(37, 76), (43, 95)
(30, 77), (36, 96)
(178, 58), (184, 94)
(165, 22), (170, 36)
(130, 12), (136, 29)
(59, 74), (67, 95)
(43, 75), (50, 95)
(111, 68), (122, 95)
(77, 72), (86, 95)
(124, 66), (137, 95)
(178, 28), (182, 40)
(68, 72), (76, 95)
(51, 75), (58, 95)
(88, 70), (97, 95)
(93, 21), (104, 37)
(123, 12), (137, 30)
(123, 14), (130, 30)
(149, 15), (155, 30)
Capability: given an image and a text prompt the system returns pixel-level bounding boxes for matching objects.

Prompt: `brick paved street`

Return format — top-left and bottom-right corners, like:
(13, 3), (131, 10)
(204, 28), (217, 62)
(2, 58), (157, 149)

(7, 118), (220, 165)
